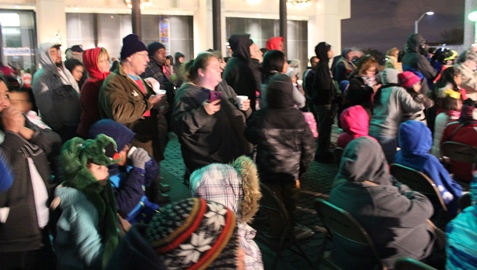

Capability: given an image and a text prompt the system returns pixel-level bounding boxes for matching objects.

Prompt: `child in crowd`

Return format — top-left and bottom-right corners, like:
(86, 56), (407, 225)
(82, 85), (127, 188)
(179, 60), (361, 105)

(431, 90), (462, 157)
(331, 136), (438, 269)
(369, 68), (428, 164)
(441, 103), (477, 182)
(106, 198), (243, 270)
(190, 156), (263, 270)
(395, 120), (462, 215)
(429, 67), (464, 132)
(89, 119), (169, 224)
(399, 71), (434, 124)
(245, 74), (315, 235)
(53, 134), (122, 269)
(337, 105), (370, 148)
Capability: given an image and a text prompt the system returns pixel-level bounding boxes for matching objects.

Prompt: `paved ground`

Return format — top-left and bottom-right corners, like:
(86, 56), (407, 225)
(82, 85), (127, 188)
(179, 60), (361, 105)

(159, 126), (343, 269)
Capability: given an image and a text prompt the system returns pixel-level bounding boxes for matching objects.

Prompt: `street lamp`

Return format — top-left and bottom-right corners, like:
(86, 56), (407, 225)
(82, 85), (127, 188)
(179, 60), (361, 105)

(415, 11), (434, 34)
(468, 11), (477, 43)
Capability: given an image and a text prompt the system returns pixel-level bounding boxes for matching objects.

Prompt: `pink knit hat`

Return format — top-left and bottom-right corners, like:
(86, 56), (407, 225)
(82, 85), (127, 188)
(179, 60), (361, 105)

(398, 71), (421, 89)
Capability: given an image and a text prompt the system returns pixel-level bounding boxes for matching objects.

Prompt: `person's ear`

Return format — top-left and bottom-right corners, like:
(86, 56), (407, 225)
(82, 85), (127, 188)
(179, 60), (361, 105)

(198, 68), (206, 78)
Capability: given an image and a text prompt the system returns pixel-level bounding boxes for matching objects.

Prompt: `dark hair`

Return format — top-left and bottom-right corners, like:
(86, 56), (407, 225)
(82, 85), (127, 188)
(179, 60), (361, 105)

(442, 95), (461, 111)
(309, 56), (318, 65)
(206, 49), (223, 60)
(184, 52), (217, 82)
(166, 55), (174, 65)
(64, 58), (83, 74)
(0, 74), (10, 89)
(434, 67), (461, 92)
(261, 50), (285, 83)
(8, 85), (38, 113)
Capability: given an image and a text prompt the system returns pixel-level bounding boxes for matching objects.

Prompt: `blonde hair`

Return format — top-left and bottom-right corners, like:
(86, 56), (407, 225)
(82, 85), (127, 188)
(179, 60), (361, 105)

(98, 48), (110, 64)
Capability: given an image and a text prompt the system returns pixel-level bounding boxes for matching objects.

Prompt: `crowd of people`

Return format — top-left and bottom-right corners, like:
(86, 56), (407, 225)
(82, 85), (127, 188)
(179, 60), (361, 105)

(0, 30), (476, 269)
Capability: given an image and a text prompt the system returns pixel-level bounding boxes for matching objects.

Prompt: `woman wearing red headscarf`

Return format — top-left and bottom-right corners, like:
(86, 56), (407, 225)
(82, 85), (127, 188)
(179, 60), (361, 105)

(77, 48), (111, 138)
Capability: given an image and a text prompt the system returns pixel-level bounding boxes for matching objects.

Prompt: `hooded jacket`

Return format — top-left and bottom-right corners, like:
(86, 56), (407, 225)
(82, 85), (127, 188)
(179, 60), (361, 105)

(394, 120), (462, 215)
(330, 137), (435, 269)
(32, 43), (80, 134)
(172, 81), (252, 173)
(402, 34), (438, 93)
(54, 135), (121, 269)
(370, 68), (425, 137)
(265, 37), (283, 51)
(77, 48), (111, 138)
(0, 126), (58, 253)
(333, 49), (356, 83)
(337, 105), (369, 148)
(223, 34), (259, 111)
(245, 74), (315, 184)
(189, 156), (263, 270)
(311, 42), (336, 105)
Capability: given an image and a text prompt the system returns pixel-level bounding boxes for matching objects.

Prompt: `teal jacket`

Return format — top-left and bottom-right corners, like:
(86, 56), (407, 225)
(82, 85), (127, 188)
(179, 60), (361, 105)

(54, 186), (104, 270)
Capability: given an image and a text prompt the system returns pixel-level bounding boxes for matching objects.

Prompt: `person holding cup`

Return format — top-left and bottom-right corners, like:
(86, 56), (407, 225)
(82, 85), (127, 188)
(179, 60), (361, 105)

(172, 51), (253, 181)
(99, 34), (165, 162)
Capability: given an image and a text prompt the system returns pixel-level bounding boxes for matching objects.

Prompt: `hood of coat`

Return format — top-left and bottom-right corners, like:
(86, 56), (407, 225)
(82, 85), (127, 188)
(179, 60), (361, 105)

(340, 105), (369, 137)
(39, 43), (62, 75)
(266, 74), (295, 109)
(334, 136), (393, 185)
(229, 34), (252, 62)
(398, 120), (432, 156)
(83, 48), (110, 81)
(189, 156), (261, 223)
(314, 42), (331, 62)
(265, 37), (283, 51)
(381, 68), (400, 85)
(406, 33), (427, 55)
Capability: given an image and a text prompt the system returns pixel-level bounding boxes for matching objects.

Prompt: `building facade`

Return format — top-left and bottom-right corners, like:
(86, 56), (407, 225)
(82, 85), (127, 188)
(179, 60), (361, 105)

(0, 0), (350, 72)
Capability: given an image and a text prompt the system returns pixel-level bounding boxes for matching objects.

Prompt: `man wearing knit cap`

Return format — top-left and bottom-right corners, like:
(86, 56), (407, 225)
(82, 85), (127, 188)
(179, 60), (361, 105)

(99, 34), (164, 162)
(141, 41), (174, 161)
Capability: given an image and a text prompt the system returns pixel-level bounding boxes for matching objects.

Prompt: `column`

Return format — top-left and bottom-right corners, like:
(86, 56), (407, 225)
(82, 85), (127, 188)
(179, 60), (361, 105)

(193, 0), (214, 57)
(212, 0), (221, 51)
(36, 0), (67, 45)
(279, 0), (287, 55)
(307, 0), (350, 59)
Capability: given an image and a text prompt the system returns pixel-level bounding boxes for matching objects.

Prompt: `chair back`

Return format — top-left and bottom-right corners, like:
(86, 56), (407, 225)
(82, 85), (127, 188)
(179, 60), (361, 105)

(389, 164), (447, 212)
(441, 141), (477, 163)
(394, 257), (437, 270)
(250, 183), (292, 236)
(333, 147), (344, 165)
(314, 198), (385, 269)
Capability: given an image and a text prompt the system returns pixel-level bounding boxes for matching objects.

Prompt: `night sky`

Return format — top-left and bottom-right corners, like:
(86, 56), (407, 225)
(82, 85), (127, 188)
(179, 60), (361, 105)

(341, 0), (465, 53)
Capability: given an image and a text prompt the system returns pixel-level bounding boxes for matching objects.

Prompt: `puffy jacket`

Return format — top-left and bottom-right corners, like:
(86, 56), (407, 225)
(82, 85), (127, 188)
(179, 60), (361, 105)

(245, 74), (315, 185)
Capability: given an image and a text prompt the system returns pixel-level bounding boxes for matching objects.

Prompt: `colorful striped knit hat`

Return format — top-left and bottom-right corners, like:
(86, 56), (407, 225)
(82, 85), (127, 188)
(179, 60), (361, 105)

(146, 198), (238, 269)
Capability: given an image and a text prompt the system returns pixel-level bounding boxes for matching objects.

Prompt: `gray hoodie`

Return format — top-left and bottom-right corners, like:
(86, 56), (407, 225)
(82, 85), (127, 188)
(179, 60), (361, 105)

(32, 43), (80, 133)
(330, 137), (435, 269)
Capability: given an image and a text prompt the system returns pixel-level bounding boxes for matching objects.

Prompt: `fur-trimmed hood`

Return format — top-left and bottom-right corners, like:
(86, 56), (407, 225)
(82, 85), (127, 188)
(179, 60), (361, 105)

(189, 156), (261, 224)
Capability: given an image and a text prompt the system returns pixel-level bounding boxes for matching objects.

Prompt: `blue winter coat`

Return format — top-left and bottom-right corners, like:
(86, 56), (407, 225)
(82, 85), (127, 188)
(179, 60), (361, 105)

(108, 160), (159, 224)
(395, 120), (462, 215)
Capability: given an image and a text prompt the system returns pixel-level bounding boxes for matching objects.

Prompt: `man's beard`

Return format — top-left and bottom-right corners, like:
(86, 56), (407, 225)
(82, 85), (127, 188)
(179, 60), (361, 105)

(55, 61), (63, 68)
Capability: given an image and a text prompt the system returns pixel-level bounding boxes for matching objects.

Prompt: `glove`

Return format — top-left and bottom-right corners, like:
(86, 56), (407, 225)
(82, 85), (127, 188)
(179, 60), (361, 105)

(130, 148), (151, 170)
